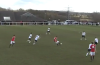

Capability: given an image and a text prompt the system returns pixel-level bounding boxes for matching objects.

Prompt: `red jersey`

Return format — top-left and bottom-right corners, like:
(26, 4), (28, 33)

(11, 36), (15, 41)
(54, 37), (57, 42)
(90, 44), (96, 52)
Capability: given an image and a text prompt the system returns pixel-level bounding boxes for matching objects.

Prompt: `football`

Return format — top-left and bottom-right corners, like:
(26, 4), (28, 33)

(60, 43), (62, 45)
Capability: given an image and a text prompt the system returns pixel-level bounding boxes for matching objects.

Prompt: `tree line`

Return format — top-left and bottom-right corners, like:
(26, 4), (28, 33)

(0, 7), (100, 22)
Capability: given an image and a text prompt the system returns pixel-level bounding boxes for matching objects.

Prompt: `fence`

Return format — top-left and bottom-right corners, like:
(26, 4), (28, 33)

(0, 22), (99, 26)
(0, 22), (63, 25)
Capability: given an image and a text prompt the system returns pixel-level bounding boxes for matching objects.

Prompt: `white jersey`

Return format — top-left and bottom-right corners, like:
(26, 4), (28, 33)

(82, 32), (86, 36)
(95, 38), (98, 43)
(35, 35), (40, 40)
(88, 43), (92, 49)
(29, 34), (32, 38)
(47, 28), (50, 31)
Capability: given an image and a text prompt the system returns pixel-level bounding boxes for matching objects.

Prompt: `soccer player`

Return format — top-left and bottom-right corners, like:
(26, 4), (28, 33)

(46, 27), (50, 35)
(94, 37), (98, 45)
(90, 42), (96, 61)
(86, 42), (92, 56)
(80, 31), (86, 40)
(33, 35), (40, 45)
(9, 35), (15, 48)
(27, 33), (32, 43)
(54, 36), (62, 46)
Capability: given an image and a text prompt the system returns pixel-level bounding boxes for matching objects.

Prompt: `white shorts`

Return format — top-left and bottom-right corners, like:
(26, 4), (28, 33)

(55, 41), (59, 44)
(35, 39), (38, 41)
(10, 41), (15, 44)
(90, 52), (95, 56)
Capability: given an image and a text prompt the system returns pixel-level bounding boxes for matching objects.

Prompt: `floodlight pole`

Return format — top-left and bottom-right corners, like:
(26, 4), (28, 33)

(67, 6), (70, 20)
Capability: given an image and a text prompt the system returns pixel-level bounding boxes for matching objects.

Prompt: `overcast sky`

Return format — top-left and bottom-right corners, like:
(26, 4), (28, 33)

(0, 0), (99, 12)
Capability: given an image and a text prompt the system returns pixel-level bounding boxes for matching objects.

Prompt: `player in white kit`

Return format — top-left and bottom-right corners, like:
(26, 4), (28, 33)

(46, 27), (50, 35)
(33, 35), (40, 45)
(94, 37), (98, 45)
(86, 42), (92, 56)
(80, 31), (86, 40)
(27, 33), (32, 43)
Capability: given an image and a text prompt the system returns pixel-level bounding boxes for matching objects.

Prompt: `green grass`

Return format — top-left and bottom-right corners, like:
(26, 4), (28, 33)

(0, 25), (100, 65)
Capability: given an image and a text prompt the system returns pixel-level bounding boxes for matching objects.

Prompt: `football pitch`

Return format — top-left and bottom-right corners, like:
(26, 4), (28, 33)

(0, 25), (100, 65)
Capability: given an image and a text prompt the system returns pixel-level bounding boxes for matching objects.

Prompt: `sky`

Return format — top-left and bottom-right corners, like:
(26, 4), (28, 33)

(0, 0), (100, 12)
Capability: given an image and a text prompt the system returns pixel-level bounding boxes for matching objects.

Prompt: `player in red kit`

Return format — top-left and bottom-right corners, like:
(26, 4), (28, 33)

(90, 42), (96, 61)
(54, 36), (62, 46)
(9, 35), (15, 48)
